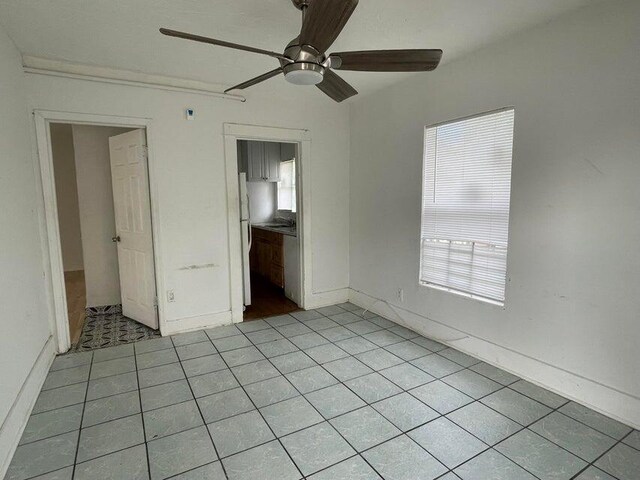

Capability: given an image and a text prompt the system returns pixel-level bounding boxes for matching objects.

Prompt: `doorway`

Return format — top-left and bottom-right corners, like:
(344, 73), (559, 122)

(237, 140), (302, 320)
(44, 120), (160, 351)
(224, 123), (313, 325)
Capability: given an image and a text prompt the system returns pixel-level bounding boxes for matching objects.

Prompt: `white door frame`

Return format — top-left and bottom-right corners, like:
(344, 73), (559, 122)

(33, 110), (166, 352)
(223, 123), (312, 322)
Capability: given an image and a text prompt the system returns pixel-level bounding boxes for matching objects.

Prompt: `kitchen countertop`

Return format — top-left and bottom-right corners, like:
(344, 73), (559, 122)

(252, 223), (297, 237)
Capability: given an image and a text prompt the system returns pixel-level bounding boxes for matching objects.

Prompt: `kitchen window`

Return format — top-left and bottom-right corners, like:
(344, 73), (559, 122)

(420, 108), (515, 305)
(277, 159), (296, 212)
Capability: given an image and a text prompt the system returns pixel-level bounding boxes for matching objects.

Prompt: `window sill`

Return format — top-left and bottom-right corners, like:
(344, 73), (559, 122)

(419, 281), (505, 307)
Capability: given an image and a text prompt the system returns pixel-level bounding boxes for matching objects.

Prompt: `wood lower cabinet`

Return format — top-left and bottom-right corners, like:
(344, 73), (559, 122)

(269, 264), (284, 288)
(250, 227), (284, 288)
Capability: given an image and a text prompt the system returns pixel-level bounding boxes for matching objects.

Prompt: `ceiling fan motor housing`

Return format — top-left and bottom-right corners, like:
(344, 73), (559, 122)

(282, 42), (326, 85)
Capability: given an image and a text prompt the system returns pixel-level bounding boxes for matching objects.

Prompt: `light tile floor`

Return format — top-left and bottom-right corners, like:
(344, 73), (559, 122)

(5, 302), (639, 480)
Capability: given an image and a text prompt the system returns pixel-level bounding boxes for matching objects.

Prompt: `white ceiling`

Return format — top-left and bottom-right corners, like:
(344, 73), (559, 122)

(0, 0), (598, 99)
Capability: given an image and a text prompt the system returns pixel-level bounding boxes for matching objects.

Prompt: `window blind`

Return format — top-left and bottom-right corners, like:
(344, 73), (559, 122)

(420, 108), (515, 304)
(277, 159), (296, 212)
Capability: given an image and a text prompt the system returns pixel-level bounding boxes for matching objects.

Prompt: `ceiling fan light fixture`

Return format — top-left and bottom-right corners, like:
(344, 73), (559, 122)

(283, 62), (325, 85)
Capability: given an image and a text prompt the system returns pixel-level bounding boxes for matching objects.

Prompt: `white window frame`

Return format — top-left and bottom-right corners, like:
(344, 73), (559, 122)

(419, 107), (515, 306)
(277, 158), (297, 213)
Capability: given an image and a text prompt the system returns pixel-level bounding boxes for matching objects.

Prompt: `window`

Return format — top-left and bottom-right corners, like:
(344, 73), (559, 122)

(277, 159), (296, 212)
(420, 108), (515, 304)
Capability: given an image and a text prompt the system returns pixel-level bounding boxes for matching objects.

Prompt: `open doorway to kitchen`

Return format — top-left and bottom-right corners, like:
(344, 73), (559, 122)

(47, 122), (160, 351)
(237, 140), (302, 320)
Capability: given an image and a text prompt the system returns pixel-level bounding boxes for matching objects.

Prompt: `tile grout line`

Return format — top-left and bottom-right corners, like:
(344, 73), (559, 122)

(292, 312), (412, 478)
(244, 315), (618, 479)
(320, 366), (458, 477)
(31, 306), (637, 480)
(169, 336), (231, 480)
(271, 393), (379, 477)
(162, 461), (221, 480)
(27, 346), (219, 478)
(20, 354), (609, 480)
(413, 367), (628, 478)
(567, 429), (632, 480)
(5, 313), (467, 476)
(68, 320), (609, 441)
(319, 309), (637, 442)
(22, 443), (150, 480)
(70, 350), (94, 479)
(37, 325), (613, 410)
(253, 333), (393, 479)
(14, 356), (95, 480)
(402, 380), (563, 478)
(248, 325), (450, 479)
(15, 411), (140, 449)
(132, 342), (152, 480)
(207, 332), (307, 480)
(323, 352), (566, 479)
(299, 310), (633, 448)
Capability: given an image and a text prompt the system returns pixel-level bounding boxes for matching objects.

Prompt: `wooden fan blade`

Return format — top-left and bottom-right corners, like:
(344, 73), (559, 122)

(299, 0), (358, 54)
(316, 69), (358, 102)
(160, 28), (290, 62)
(224, 68), (283, 93)
(330, 49), (443, 72)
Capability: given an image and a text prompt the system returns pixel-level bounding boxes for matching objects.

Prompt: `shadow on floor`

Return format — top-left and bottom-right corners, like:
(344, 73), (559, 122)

(243, 273), (301, 321)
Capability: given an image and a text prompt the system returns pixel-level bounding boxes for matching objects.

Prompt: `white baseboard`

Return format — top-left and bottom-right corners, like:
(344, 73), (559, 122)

(162, 310), (234, 336)
(304, 288), (350, 310)
(161, 287), (348, 336)
(0, 336), (56, 478)
(349, 288), (640, 430)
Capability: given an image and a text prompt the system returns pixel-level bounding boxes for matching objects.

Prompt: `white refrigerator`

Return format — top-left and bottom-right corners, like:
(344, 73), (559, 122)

(239, 173), (252, 306)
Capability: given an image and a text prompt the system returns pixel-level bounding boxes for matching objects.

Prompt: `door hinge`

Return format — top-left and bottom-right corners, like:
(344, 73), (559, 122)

(153, 295), (158, 307)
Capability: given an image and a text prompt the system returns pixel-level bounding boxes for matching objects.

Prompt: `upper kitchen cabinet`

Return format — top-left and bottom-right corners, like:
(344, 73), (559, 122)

(263, 142), (281, 182)
(247, 141), (264, 181)
(241, 140), (281, 182)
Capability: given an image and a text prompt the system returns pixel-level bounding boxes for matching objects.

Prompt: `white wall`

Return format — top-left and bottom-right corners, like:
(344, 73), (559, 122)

(0, 25), (53, 470)
(72, 124), (130, 307)
(50, 123), (84, 271)
(25, 75), (351, 331)
(349, 0), (640, 426)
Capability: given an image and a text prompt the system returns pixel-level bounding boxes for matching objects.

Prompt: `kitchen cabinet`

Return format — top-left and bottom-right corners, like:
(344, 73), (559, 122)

(242, 140), (281, 182)
(250, 227), (284, 288)
(264, 142), (281, 181)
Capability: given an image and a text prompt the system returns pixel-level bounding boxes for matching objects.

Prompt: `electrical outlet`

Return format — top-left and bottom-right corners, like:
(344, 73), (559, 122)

(167, 290), (175, 303)
(396, 288), (404, 303)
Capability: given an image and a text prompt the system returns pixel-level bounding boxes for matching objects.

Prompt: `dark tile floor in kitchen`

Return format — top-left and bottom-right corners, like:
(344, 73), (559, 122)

(5, 303), (639, 479)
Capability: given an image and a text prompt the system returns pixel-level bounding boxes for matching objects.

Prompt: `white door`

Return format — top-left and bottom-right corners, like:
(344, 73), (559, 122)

(108, 129), (158, 329)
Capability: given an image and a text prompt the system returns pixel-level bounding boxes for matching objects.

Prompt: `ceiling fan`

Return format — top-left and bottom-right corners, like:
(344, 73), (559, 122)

(160, 0), (442, 102)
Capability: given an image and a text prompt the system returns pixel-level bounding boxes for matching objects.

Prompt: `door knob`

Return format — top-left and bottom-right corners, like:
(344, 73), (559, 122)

(112, 235), (121, 243)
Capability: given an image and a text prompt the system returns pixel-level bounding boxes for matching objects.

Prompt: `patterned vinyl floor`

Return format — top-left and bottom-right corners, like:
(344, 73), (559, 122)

(71, 309), (160, 353)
